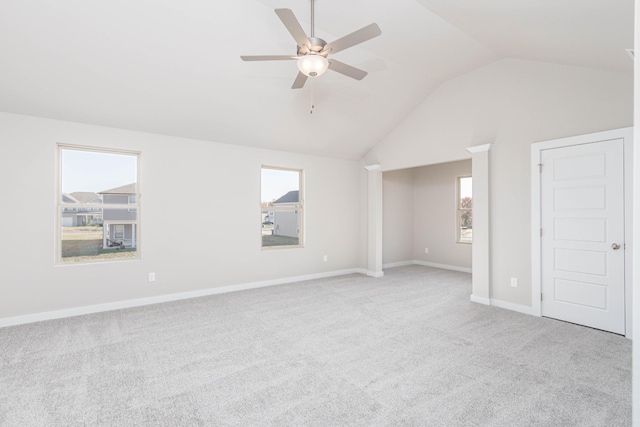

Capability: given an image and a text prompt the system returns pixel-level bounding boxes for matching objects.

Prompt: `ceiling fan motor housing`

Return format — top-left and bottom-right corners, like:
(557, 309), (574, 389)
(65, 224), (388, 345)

(297, 37), (328, 56)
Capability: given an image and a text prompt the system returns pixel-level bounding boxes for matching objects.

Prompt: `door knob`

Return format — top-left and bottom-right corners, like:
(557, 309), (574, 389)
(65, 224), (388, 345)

(611, 243), (621, 250)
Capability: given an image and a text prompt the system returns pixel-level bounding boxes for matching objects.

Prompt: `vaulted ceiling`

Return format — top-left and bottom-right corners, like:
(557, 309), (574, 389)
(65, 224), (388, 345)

(0, 0), (633, 159)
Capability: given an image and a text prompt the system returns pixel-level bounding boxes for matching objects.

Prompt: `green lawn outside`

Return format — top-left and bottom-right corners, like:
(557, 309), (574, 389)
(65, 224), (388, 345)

(262, 235), (299, 247)
(61, 226), (137, 263)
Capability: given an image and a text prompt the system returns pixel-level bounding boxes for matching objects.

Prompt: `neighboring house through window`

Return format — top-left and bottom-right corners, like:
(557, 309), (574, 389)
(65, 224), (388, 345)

(261, 166), (303, 248)
(57, 145), (140, 264)
(457, 176), (472, 243)
(100, 183), (138, 250)
(61, 192), (103, 227)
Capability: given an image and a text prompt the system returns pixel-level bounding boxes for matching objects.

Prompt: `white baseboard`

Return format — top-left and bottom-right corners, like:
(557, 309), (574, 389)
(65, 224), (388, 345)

(470, 295), (491, 305)
(469, 295), (535, 315)
(413, 260), (472, 274)
(0, 268), (365, 328)
(365, 270), (385, 278)
(382, 260), (472, 274)
(382, 260), (415, 269)
(0, 266), (535, 328)
(490, 298), (536, 316)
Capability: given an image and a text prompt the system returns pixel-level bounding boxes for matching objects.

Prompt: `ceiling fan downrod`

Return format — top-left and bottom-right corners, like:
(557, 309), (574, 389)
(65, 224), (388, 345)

(310, 0), (315, 38)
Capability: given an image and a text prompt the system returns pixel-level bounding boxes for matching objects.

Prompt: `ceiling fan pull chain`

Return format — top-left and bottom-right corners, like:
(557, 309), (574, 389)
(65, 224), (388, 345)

(310, 82), (315, 114)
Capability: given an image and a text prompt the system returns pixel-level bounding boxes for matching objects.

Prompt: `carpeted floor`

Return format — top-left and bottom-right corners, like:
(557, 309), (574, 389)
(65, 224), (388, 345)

(0, 265), (632, 426)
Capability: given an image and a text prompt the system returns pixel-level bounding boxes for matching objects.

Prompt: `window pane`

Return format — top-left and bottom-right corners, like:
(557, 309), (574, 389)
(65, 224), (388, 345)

(457, 176), (472, 243)
(262, 210), (300, 247)
(261, 167), (302, 248)
(59, 147), (139, 264)
(458, 210), (473, 243)
(60, 208), (137, 263)
(459, 176), (472, 208)
(261, 168), (299, 204)
(61, 149), (137, 201)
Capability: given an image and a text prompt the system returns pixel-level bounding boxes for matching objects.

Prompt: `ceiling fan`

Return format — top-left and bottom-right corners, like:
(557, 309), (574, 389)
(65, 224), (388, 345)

(240, 0), (381, 89)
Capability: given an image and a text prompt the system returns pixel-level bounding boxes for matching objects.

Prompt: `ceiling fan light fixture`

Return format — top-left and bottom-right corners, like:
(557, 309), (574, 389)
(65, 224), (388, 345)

(297, 54), (329, 77)
(240, 3), (381, 89)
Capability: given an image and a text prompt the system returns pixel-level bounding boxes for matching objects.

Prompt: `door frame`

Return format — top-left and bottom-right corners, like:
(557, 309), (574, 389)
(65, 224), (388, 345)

(531, 127), (634, 338)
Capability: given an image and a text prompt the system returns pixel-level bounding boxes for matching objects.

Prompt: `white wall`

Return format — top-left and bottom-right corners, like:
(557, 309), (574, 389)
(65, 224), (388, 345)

(365, 58), (633, 306)
(0, 112), (365, 320)
(382, 169), (415, 265)
(413, 160), (472, 269)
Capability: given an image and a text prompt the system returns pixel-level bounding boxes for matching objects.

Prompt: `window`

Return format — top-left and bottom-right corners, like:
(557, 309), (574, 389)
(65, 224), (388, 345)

(113, 225), (125, 240)
(128, 195), (137, 212)
(261, 166), (303, 248)
(457, 176), (472, 243)
(57, 145), (140, 264)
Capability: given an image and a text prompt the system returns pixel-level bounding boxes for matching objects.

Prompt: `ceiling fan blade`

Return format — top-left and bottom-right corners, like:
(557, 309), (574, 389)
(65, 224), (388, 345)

(324, 23), (381, 54)
(292, 72), (308, 89)
(275, 9), (311, 49)
(241, 55), (296, 61)
(328, 59), (368, 80)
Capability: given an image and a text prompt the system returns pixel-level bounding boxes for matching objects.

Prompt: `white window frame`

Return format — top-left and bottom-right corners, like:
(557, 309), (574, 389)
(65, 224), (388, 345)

(56, 144), (141, 265)
(456, 175), (472, 244)
(261, 166), (304, 250)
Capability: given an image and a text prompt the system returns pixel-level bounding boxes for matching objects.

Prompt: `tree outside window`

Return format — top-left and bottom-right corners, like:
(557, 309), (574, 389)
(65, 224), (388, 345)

(457, 176), (472, 243)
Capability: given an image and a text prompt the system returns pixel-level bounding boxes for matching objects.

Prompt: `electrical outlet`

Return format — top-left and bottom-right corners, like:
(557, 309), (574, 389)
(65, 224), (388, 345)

(424, 248), (429, 254)
(323, 255), (328, 262)
(510, 277), (518, 288)
(148, 272), (156, 282)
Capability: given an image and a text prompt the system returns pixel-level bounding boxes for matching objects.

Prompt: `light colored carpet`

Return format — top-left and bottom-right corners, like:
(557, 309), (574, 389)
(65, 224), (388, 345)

(0, 265), (631, 426)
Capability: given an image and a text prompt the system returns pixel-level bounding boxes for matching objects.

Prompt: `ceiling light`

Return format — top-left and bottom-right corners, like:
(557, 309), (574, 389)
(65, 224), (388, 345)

(297, 54), (329, 77)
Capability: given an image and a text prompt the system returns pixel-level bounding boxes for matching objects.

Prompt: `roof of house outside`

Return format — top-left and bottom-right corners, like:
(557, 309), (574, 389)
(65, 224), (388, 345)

(99, 183), (136, 195)
(69, 192), (102, 204)
(61, 193), (79, 204)
(274, 190), (298, 204)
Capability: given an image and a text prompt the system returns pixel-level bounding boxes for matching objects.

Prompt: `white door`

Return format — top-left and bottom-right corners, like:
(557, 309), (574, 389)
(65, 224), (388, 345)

(540, 138), (625, 334)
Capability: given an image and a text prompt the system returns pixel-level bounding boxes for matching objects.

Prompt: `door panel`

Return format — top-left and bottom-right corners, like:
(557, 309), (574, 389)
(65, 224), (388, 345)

(541, 138), (625, 334)
(554, 279), (607, 309)
(554, 186), (606, 210)
(553, 154), (606, 180)
(554, 218), (606, 242)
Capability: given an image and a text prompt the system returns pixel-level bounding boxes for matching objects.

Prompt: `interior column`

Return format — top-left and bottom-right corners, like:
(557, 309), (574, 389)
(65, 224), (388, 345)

(365, 164), (383, 277)
(466, 144), (491, 304)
